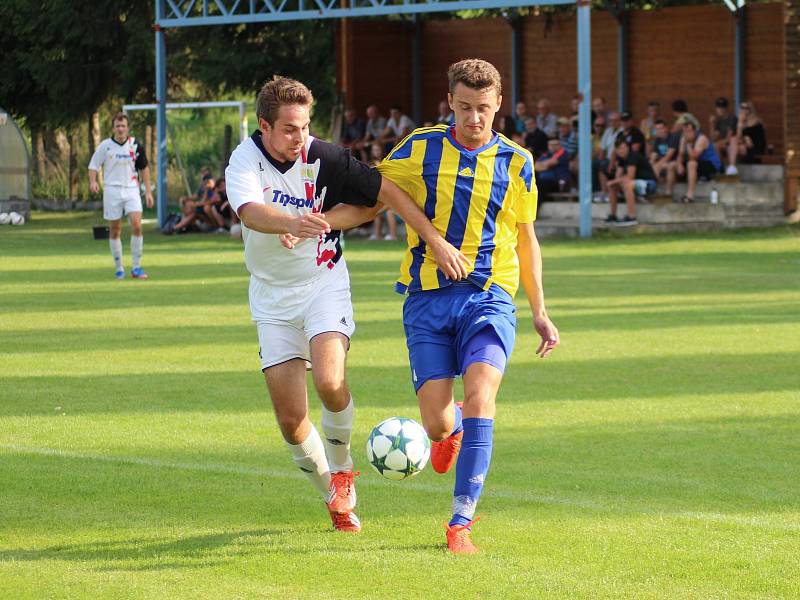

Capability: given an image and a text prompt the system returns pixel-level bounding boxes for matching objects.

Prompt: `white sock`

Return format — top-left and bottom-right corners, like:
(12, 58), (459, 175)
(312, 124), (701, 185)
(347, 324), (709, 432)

(321, 396), (354, 473)
(109, 238), (123, 271)
(130, 235), (143, 270)
(286, 426), (331, 501)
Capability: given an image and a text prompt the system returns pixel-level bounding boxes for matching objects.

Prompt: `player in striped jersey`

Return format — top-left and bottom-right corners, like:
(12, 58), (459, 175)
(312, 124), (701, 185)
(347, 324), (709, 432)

(377, 59), (560, 553)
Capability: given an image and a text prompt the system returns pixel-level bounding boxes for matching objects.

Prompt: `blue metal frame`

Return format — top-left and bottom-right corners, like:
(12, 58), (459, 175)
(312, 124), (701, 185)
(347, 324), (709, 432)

(154, 0), (593, 235)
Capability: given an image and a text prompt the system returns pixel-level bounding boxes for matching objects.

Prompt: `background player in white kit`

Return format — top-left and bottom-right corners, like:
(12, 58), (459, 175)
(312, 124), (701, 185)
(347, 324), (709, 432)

(225, 76), (468, 532)
(88, 113), (154, 280)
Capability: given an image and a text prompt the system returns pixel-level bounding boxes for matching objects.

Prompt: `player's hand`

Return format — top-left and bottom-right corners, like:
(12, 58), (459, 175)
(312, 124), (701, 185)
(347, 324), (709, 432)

(534, 314), (559, 358)
(429, 237), (470, 281)
(279, 233), (301, 249)
(145, 192), (154, 208)
(288, 212), (330, 239)
(89, 181), (100, 194)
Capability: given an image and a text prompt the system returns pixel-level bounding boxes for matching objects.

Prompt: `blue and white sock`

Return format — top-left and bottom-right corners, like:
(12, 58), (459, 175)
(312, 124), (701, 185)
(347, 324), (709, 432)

(130, 235), (143, 270)
(109, 238), (123, 271)
(450, 417), (493, 527)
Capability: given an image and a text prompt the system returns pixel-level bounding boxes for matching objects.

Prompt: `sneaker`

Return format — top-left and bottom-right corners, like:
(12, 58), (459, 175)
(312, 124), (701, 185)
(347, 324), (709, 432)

(431, 430), (463, 474)
(130, 267), (149, 279)
(328, 508), (361, 533)
(604, 214), (618, 223)
(368, 234), (379, 241)
(383, 234), (397, 241)
(618, 216), (638, 226)
(115, 270), (125, 280)
(445, 518), (480, 554)
(327, 470), (359, 514)
(725, 165), (738, 176)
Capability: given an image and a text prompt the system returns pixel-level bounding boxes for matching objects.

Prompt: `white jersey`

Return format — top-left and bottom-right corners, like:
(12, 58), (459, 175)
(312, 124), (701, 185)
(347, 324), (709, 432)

(88, 137), (148, 188)
(225, 131), (381, 288)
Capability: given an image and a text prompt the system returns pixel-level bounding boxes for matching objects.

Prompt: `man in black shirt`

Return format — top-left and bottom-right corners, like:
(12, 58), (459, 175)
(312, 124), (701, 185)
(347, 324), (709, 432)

(605, 139), (657, 226)
(615, 111), (646, 154)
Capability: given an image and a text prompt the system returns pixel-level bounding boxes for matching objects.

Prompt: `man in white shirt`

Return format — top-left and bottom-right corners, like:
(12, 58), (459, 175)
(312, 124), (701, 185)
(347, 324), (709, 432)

(380, 106), (415, 151)
(225, 76), (467, 533)
(88, 113), (154, 279)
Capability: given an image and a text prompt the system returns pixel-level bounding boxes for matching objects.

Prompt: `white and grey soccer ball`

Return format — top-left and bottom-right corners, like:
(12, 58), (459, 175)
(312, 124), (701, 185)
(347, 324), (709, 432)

(0, 212), (10, 225)
(366, 417), (431, 480)
(229, 223), (242, 239)
(9, 212), (24, 226)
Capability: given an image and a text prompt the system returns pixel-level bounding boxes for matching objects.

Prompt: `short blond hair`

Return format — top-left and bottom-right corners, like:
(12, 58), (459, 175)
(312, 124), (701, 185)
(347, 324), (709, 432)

(447, 59), (502, 96)
(256, 76), (314, 125)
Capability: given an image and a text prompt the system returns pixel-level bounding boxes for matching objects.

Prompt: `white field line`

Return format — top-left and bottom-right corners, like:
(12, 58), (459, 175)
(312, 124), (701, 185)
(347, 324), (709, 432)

(1, 444), (796, 532)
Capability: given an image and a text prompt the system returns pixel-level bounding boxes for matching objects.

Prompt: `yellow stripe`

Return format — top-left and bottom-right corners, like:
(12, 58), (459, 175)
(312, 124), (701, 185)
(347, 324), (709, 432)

(461, 144), (499, 266)
(385, 125), (448, 161)
(490, 151), (527, 297)
(418, 139), (460, 289)
(398, 139), (428, 287)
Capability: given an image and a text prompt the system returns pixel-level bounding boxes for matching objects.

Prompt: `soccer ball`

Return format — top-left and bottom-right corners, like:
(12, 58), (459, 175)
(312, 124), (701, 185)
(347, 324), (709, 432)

(229, 223), (242, 239)
(0, 212), (10, 225)
(366, 417), (431, 480)
(9, 212), (24, 226)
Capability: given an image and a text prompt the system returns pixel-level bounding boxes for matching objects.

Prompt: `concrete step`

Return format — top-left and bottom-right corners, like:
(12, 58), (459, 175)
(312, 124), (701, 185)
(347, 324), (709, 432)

(737, 164), (784, 183)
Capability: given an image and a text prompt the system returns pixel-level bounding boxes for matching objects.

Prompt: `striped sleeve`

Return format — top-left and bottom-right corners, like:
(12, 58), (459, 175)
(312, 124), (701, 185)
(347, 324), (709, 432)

(514, 149), (538, 223)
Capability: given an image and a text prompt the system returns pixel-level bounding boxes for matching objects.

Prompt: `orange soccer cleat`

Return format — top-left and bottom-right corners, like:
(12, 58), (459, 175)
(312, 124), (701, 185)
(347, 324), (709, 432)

(327, 470), (359, 514)
(444, 518), (480, 554)
(431, 430), (463, 474)
(328, 508), (362, 533)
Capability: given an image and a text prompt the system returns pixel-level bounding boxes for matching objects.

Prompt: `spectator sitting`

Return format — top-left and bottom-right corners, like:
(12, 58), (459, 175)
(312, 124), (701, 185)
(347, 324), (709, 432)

(340, 108), (366, 154)
(367, 142), (398, 241)
(605, 139), (656, 226)
(534, 137), (571, 198)
(592, 97), (611, 123)
(499, 114), (517, 140)
(170, 174), (226, 234)
(668, 120), (721, 203)
(670, 99), (700, 136)
(213, 177), (238, 229)
(725, 99), (767, 175)
(557, 116), (578, 158)
(523, 116), (549, 159)
(709, 97), (737, 170)
(514, 101), (529, 134)
(649, 118), (680, 182)
(434, 100), (455, 126)
(641, 101), (661, 142)
(536, 98), (558, 138)
(596, 111), (623, 199)
(615, 111), (646, 154)
(569, 95), (581, 122)
(381, 106), (415, 152)
(362, 105), (386, 155)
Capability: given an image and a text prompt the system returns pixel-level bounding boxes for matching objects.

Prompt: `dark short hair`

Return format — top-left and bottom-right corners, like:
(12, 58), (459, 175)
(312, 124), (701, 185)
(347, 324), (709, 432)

(672, 99), (688, 113)
(654, 118), (667, 126)
(112, 112), (129, 125)
(614, 138), (629, 148)
(715, 97), (729, 108)
(648, 101), (660, 107)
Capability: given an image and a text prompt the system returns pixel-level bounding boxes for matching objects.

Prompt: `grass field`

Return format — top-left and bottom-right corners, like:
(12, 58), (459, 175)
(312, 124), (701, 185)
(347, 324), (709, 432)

(1, 212), (799, 599)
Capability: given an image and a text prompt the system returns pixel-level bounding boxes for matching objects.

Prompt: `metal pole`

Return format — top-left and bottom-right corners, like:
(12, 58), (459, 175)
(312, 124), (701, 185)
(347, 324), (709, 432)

(510, 15), (520, 108)
(155, 3), (168, 227)
(239, 102), (247, 142)
(617, 8), (628, 112)
(734, 7), (746, 110)
(577, 0), (592, 238)
(411, 15), (422, 126)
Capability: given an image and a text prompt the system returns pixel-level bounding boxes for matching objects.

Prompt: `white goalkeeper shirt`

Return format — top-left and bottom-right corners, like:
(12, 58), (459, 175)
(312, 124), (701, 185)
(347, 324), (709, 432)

(88, 136), (148, 188)
(225, 131), (381, 288)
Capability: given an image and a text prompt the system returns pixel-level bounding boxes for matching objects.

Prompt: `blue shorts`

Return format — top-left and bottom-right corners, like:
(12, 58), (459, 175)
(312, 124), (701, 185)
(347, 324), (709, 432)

(402, 282), (517, 392)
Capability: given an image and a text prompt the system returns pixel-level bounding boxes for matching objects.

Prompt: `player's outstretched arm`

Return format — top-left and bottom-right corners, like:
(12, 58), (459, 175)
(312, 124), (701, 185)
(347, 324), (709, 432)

(88, 169), (100, 194)
(324, 203), (382, 230)
(377, 178), (470, 281)
(239, 202), (330, 238)
(517, 222), (559, 358)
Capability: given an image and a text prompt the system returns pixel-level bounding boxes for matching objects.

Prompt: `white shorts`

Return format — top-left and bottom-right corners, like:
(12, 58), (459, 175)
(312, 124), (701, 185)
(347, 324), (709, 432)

(250, 269), (356, 370)
(103, 186), (142, 221)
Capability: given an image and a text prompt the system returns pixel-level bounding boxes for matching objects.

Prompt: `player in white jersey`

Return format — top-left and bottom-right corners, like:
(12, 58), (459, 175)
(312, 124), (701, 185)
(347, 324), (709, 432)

(88, 113), (154, 280)
(225, 76), (468, 532)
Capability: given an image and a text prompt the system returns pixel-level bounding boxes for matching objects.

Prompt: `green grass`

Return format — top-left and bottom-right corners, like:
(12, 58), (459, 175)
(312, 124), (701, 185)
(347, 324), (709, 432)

(1, 212), (799, 599)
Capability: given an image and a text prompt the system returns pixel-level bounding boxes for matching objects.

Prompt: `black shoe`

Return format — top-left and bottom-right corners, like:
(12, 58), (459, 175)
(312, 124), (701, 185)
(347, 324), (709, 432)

(604, 214), (618, 223)
(618, 216), (638, 226)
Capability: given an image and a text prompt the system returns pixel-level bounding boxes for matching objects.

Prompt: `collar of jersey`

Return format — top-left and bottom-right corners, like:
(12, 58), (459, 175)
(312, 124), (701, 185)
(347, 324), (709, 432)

(445, 127), (498, 156)
(110, 136), (130, 146)
(250, 129), (301, 175)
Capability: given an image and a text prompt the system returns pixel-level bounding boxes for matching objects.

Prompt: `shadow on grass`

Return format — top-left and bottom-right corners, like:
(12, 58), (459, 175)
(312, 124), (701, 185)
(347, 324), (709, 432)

(0, 351), (797, 416)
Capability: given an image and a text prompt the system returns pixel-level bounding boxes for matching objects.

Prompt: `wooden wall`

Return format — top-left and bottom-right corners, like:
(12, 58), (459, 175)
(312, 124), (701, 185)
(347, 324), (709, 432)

(337, 3), (785, 151)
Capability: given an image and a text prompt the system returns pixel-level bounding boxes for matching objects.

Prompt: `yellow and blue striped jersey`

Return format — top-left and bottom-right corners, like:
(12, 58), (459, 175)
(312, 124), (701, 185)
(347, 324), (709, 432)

(377, 124), (537, 298)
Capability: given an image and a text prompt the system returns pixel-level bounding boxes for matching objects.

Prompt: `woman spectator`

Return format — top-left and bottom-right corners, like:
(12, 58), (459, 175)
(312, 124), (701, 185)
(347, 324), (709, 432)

(726, 100), (767, 175)
(640, 101), (660, 142)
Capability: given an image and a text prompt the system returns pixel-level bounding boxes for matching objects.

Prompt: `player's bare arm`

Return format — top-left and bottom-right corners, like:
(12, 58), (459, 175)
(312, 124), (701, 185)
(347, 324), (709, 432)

(88, 169), (100, 194)
(377, 178), (469, 281)
(141, 166), (154, 208)
(516, 222), (559, 358)
(239, 201), (330, 238)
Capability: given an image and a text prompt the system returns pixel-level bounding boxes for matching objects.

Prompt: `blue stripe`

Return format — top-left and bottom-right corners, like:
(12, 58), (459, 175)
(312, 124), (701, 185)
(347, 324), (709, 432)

(444, 152), (476, 249)
(387, 136), (414, 161)
(472, 147), (513, 277)
(408, 137), (445, 289)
